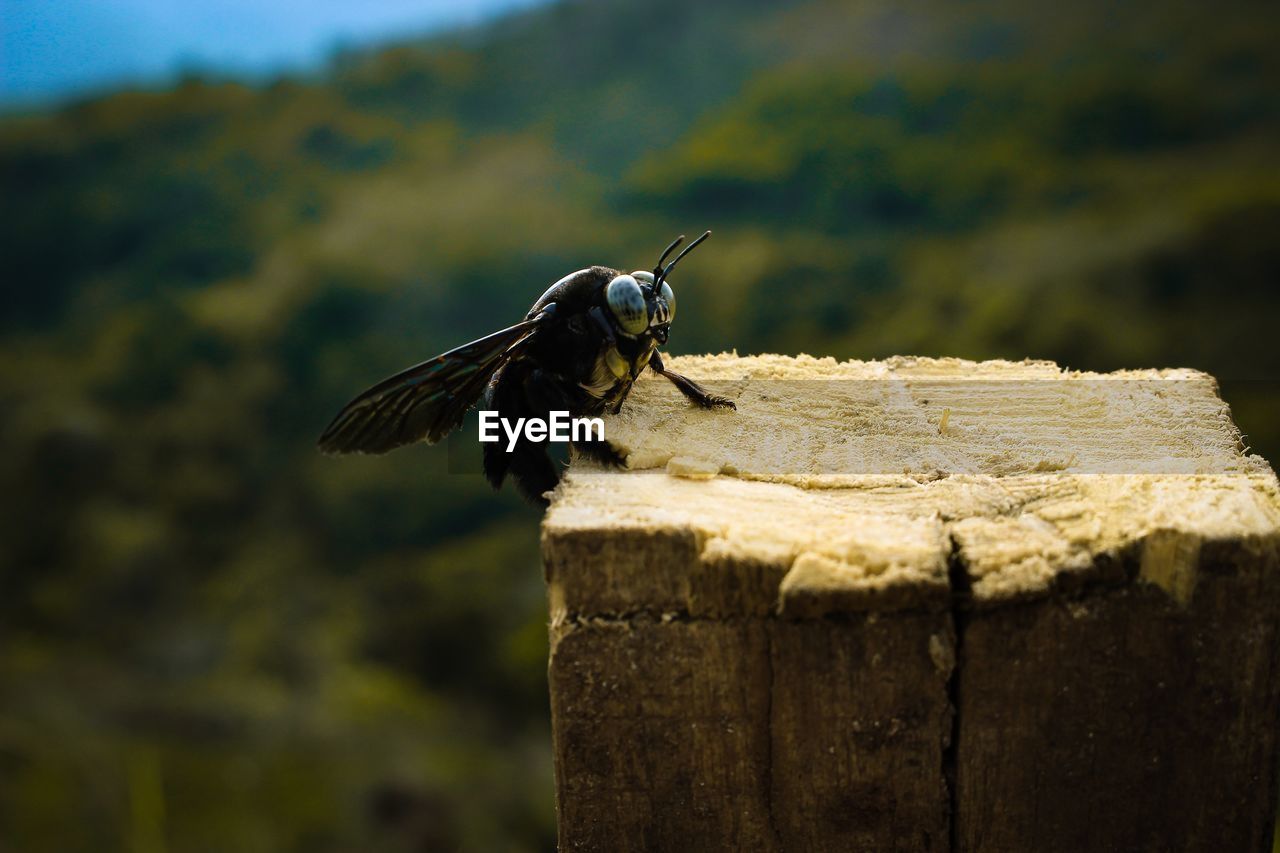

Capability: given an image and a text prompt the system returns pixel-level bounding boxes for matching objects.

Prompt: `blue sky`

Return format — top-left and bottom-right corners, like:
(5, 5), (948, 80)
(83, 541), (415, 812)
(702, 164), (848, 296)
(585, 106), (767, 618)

(0, 0), (550, 105)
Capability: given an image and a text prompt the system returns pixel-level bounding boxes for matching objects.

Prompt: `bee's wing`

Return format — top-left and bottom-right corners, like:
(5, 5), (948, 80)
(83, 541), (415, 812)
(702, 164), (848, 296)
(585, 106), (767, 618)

(317, 316), (544, 454)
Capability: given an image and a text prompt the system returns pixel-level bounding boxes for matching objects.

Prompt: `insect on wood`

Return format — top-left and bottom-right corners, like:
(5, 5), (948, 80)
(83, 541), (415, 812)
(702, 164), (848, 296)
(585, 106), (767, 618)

(318, 232), (736, 505)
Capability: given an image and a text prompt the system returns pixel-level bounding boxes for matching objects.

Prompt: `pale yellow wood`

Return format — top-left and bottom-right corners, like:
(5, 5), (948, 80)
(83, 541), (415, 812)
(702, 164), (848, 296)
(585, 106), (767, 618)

(546, 354), (1279, 608)
(541, 354), (1280, 852)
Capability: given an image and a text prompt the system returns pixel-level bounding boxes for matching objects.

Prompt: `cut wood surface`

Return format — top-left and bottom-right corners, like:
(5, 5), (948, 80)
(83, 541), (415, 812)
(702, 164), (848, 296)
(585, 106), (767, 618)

(542, 354), (1280, 852)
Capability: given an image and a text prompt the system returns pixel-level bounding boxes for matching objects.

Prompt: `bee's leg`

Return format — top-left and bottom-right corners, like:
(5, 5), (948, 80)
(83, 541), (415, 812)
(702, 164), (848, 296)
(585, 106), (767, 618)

(570, 433), (627, 468)
(504, 441), (559, 508)
(484, 435), (556, 506)
(648, 351), (736, 409)
(524, 364), (626, 471)
(585, 307), (644, 417)
(482, 365), (560, 507)
(587, 306), (617, 347)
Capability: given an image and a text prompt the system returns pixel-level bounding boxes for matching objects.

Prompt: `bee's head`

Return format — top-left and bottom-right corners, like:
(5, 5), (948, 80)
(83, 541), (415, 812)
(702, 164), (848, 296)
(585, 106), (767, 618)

(605, 231), (709, 346)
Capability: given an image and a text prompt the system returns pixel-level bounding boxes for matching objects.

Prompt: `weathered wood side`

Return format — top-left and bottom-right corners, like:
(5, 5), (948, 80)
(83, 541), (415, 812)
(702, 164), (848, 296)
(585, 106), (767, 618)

(548, 616), (955, 852)
(549, 618), (776, 852)
(953, 537), (1280, 852)
(769, 615), (952, 852)
(542, 355), (1280, 851)
(545, 508), (954, 852)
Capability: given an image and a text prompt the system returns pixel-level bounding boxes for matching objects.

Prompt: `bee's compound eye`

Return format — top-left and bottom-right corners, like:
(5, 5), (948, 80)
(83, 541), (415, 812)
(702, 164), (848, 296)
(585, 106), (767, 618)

(659, 281), (676, 322)
(607, 274), (648, 334)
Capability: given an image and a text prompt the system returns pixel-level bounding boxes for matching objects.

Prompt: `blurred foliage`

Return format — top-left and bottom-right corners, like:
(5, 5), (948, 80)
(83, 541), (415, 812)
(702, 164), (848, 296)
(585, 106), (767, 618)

(2, 0), (1279, 849)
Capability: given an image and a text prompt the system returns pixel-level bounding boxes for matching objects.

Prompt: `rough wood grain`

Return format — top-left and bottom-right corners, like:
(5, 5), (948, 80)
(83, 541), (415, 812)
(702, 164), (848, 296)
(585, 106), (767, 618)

(550, 618), (775, 851)
(542, 354), (1280, 851)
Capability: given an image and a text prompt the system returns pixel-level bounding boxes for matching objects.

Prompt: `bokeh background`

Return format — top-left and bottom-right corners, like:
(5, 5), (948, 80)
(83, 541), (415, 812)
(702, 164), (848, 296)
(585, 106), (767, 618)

(2, 0), (1278, 850)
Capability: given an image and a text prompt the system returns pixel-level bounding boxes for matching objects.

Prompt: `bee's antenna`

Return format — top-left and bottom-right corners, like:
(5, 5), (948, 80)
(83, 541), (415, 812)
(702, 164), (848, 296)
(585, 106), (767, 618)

(654, 234), (685, 279)
(656, 230), (711, 286)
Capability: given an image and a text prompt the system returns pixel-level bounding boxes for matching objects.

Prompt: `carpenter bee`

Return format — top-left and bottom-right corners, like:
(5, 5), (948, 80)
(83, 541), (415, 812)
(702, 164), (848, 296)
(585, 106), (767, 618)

(318, 231), (734, 505)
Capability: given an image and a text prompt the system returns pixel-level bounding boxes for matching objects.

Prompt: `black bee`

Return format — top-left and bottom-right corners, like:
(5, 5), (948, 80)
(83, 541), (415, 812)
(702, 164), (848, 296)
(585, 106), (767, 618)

(318, 231), (734, 505)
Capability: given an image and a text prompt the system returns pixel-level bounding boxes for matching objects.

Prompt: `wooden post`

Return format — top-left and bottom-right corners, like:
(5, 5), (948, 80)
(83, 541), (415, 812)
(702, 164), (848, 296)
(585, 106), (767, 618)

(542, 355), (1280, 851)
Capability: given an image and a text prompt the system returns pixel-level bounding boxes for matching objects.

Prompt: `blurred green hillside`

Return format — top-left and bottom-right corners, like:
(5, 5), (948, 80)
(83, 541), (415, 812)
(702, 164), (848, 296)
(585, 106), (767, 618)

(2, 0), (1279, 849)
